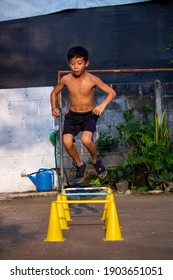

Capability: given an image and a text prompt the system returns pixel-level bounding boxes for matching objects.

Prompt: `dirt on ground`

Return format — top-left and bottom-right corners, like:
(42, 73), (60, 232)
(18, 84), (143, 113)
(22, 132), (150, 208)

(0, 190), (173, 260)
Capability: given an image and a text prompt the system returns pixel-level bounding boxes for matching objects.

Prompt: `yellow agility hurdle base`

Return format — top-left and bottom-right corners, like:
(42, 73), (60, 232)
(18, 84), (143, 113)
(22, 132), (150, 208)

(44, 188), (123, 242)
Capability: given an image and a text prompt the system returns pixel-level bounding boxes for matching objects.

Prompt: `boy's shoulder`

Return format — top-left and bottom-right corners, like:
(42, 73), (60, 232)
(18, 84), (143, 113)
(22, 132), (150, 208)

(61, 73), (72, 83)
(86, 71), (99, 80)
(62, 73), (71, 79)
(87, 72), (102, 83)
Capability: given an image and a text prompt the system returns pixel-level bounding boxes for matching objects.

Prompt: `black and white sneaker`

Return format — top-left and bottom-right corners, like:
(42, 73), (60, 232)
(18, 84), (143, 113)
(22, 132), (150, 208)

(93, 158), (107, 179)
(74, 162), (86, 184)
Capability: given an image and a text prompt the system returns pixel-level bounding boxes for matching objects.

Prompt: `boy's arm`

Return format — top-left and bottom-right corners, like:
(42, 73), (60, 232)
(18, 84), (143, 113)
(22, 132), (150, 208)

(50, 79), (65, 118)
(92, 77), (116, 116)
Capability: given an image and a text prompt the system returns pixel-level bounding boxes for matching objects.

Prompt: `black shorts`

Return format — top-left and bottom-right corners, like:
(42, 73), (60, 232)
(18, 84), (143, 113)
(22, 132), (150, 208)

(63, 110), (99, 137)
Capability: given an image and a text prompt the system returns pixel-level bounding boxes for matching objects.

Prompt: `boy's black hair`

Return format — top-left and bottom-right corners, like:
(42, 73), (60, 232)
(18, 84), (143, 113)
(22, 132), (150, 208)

(67, 46), (89, 62)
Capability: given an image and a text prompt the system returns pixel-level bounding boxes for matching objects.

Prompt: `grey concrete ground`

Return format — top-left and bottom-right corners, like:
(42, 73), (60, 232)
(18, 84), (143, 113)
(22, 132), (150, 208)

(0, 191), (173, 260)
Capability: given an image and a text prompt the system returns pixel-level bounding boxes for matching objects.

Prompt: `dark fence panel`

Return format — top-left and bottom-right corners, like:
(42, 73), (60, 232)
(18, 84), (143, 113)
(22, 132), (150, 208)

(0, 1), (173, 88)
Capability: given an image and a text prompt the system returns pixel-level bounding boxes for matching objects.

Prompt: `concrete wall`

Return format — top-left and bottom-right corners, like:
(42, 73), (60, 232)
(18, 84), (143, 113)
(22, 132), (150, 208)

(0, 81), (173, 193)
(0, 87), (55, 192)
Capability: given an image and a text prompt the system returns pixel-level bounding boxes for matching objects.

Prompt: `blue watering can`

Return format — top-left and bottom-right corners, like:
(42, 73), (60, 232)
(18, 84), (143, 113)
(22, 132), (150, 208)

(22, 168), (54, 192)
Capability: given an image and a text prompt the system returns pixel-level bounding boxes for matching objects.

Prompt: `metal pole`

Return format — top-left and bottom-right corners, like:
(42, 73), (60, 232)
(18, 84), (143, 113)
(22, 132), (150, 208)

(59, 106), (64, 190)
(57, 72), (64, 191)
(58, 68), (173, 77)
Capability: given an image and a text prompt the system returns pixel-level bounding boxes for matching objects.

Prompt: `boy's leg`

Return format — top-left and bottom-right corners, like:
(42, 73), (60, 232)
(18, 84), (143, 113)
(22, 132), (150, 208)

(81, 131), (107, 179)
(63, 134), (81, 165)
(81, 131), (97, 162)
(63, 134), (86, 183)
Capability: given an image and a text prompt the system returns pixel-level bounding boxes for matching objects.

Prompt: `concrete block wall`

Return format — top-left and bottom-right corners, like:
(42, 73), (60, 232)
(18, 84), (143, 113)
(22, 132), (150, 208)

(0, 81), (173, 193)
(0, 87), (55, 192)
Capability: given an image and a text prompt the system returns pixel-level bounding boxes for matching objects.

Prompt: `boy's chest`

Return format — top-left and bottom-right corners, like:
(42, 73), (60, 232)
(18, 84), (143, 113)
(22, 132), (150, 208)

(66, 79), (95, 95)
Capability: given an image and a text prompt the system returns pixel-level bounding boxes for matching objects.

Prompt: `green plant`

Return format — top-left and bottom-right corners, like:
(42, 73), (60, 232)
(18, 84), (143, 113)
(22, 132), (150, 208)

(117, 108), (173, 190)
(89, 178), (102, 188)
(131, 185), (149, 196)
(117, 107), (154, 150)
(103, 165), (133, 188)
(148, 170), (173, 190)
(96, 126), (119, 156)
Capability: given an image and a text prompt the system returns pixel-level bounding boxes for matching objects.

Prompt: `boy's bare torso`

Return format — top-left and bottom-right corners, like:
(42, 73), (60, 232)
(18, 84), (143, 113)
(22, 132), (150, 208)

(62, 72), (96, 113)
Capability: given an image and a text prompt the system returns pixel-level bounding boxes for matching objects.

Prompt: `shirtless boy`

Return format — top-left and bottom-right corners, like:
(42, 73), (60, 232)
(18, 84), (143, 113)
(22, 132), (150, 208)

(50, 46), (116, 184)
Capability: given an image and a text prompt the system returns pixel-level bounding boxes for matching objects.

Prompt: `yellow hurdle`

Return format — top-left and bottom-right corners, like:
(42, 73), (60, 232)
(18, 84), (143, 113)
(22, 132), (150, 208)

(56, 195), (69, 230)
(60, 189), (72, 221)
(104, 189), (115, 229)
(45, 188), (123, 242)
(101, 187), (113, 221)
(44, 202), (65, 242)
(104, 200), (123, 241)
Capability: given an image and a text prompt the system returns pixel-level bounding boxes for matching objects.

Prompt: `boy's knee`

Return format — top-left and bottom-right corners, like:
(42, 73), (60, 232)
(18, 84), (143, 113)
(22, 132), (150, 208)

(81, 136), (92, 147)
(63, 137), (73, 149)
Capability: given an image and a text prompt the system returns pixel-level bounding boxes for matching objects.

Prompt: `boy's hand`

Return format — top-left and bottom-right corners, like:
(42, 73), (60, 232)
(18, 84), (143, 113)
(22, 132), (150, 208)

(92, 104), (105, 116)
(51, 108), (60, 118)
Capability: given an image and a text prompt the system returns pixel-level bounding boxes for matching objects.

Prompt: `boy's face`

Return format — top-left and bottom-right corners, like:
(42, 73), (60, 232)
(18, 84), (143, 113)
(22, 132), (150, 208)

(69, 56), (89, 77)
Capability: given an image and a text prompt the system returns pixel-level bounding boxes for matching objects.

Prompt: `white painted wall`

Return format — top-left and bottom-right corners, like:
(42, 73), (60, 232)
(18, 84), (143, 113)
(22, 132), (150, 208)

(0, 87), (56, 192)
